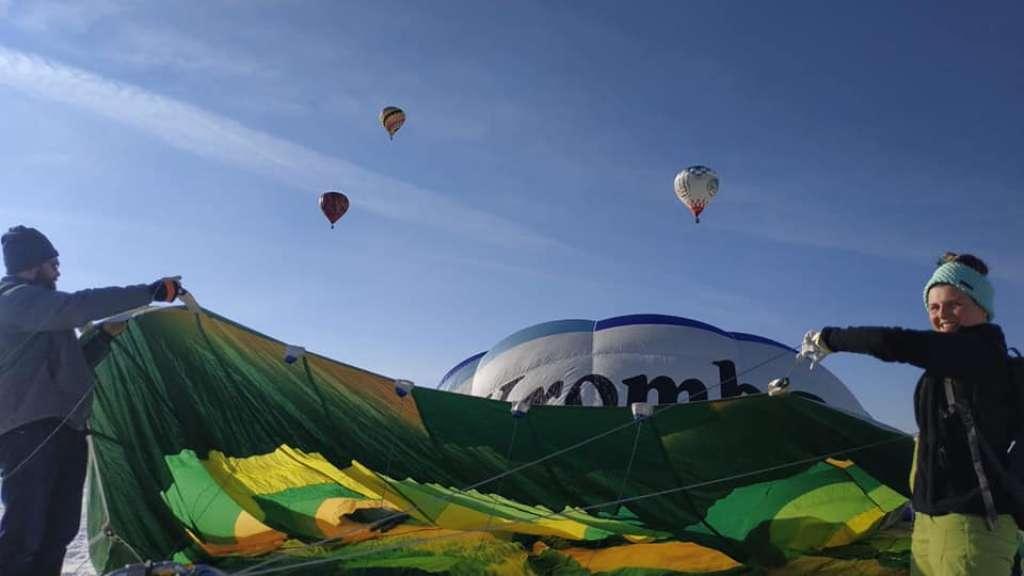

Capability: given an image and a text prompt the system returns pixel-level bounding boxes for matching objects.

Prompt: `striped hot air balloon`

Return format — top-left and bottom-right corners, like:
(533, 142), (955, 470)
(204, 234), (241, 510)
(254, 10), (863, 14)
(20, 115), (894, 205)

(379, 106), (406, 140)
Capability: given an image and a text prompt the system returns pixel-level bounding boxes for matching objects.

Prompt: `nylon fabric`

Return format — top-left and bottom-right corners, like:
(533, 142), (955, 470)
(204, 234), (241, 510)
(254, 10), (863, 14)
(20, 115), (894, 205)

(85, 307), (915, 574)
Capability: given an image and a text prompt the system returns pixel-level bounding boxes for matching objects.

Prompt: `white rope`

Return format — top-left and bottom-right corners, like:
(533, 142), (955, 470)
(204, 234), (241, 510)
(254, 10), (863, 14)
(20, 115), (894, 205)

(0, 379), (97, 480)
(68, 547), (95, 576)
(589, 416), (643, 569)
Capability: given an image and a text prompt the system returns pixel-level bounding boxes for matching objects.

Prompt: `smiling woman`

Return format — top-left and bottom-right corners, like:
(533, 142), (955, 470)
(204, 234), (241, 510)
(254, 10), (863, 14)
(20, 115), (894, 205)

(800, 253), (1021, 576)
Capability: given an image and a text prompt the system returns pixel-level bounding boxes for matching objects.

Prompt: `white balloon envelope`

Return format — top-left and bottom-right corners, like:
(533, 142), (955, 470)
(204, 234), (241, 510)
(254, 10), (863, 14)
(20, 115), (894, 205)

(439, 314), (868, 419)
(674, 165), (719, 223)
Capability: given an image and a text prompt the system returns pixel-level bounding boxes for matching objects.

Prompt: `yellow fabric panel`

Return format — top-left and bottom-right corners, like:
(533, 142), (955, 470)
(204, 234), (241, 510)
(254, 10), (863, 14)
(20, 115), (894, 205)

(186, 519), (287, 558)
(557, 542), (741, 573)
(345, 461), (645, 542)
(378, 528), (528, 576)
(316, 496), (394, 523)
(511, 511), (648, 542)
(279, 448), (384, 500)
(234, 509), (281, 540)
(205, 446), (381, 500)
(201, 313), (428, 433)
(314, 514), (420, 545)
(313, 497), (404, 543)
(826, 457), (855, 469)
(342, 460), (427, 521)
(622, 533), (658, 544)
(822, 507), (885, 548)
(431, 500), (593, 540)
(305, 354), (428, 432)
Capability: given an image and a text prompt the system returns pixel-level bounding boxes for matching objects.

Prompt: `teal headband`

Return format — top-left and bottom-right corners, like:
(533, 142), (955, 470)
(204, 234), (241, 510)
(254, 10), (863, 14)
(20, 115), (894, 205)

(923, 262), (995, 320)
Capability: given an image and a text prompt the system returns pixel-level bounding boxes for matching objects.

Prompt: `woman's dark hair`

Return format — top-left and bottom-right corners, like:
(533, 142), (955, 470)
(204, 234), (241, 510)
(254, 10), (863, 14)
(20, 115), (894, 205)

(937, 252), (989, 276)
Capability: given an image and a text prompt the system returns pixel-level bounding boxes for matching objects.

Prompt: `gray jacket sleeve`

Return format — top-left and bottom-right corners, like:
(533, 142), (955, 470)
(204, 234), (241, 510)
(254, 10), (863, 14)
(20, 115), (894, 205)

(81, 329), (116, 368)
(0, 284), (153, 332)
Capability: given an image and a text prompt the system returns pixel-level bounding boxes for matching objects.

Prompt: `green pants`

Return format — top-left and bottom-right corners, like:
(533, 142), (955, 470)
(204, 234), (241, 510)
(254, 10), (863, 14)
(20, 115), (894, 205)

(911, 512), (1018, 576)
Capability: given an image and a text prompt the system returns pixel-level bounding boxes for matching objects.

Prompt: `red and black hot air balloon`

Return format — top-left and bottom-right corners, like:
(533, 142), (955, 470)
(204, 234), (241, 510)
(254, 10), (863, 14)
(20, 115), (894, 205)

(319, 191), (349, 229)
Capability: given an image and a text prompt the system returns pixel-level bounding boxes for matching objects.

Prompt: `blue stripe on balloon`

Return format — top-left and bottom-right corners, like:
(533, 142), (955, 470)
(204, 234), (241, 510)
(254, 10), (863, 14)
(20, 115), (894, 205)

(438, 351), (486, 389)
(476, 319), (594, 370)
(465, 315), (796, 375)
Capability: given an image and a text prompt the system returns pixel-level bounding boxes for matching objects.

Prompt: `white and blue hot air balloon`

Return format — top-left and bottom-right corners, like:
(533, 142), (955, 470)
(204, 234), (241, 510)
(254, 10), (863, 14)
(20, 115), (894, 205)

(439, 314), (867, 418)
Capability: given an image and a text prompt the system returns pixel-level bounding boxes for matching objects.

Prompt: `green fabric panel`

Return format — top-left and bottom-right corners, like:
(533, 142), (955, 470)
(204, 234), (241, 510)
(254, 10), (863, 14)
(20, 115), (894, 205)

(843, 463), (908, 512)
(769, 484), (878, 553)
(689, 462), (856, 539)
(254, 482), (367, 539)
(86, 307), (914, 574)
(89, 321), (199, 566)
(262, 482), (368, 512)
(162, 450), (243, 543)
(412, 391), (702, 530)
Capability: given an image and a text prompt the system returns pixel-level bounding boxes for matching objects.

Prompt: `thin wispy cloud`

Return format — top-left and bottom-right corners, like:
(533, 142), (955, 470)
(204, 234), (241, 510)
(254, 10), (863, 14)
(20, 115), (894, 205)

(0, 46), (564, 251)
(3, 0), (124, 33)
(706, 185), (1024, 285)
(7, 151), (73, 166)
(3, 1), (263, 78)
(103, 26), (269, 77)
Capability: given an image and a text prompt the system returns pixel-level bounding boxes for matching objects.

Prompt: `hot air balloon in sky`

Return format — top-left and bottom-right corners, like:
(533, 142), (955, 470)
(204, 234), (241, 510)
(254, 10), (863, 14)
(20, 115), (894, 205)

(379, 106), (406, 139)
(319, 191), (349, 229)
(674, 165), (719, 223)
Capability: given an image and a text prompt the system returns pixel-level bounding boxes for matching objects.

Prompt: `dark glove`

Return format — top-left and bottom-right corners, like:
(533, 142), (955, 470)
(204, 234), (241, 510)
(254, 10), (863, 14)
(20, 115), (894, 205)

(150, 277), (186, 303)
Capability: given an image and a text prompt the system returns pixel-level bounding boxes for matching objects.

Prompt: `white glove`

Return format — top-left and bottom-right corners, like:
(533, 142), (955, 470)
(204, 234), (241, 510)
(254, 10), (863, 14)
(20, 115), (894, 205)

(798, 330), (832, 370)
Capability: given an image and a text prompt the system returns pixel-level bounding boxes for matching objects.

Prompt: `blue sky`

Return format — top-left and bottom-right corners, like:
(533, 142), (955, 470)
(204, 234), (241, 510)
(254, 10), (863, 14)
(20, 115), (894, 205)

(1, 1), (1021, 433)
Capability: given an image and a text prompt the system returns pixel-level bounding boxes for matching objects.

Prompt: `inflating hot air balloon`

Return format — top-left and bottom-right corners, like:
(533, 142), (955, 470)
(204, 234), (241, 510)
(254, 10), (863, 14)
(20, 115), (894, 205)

(379, 106), (406, 140)
(83, 306), (914, 575)
(439, 314), (865, 414)
(319, 191), (349, 229)
(674, 165), (719, 223)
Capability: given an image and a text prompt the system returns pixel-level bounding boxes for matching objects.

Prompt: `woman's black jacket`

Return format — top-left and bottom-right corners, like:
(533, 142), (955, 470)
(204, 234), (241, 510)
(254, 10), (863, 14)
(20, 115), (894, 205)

(822, 323), (1015, 516)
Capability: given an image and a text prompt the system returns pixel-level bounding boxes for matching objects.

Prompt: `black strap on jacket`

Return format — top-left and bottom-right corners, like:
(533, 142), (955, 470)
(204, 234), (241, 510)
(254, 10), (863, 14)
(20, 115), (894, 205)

(943, 377), (998, 530)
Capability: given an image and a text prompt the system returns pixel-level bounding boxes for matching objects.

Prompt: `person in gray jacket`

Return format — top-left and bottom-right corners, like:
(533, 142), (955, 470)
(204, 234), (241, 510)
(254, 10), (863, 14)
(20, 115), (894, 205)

(0, 225), (185, 576)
